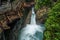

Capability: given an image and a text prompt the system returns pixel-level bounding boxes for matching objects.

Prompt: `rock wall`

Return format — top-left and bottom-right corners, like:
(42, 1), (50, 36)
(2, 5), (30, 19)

(0, 0), (35, 40)
(36, 6), (49, 24)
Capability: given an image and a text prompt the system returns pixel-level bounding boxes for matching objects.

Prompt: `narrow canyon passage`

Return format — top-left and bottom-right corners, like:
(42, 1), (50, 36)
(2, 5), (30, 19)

(18, 7), (45, 40)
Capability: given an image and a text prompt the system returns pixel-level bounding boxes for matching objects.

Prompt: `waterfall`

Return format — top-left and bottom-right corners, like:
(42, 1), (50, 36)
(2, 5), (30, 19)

(18, 7), (45, 40)
(30, 7), (36, 24)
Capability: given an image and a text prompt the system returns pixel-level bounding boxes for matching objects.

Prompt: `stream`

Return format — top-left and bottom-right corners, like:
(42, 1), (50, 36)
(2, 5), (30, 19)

(18, 7), (45, 40)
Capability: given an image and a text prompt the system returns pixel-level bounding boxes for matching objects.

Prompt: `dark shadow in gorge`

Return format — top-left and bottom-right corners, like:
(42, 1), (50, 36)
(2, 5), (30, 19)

(2, 7), (32, 40)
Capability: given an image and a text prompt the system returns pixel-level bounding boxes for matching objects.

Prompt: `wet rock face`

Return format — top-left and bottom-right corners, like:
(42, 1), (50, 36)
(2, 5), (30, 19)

(2, 6), (31, 40)
(0, 0), (34, 40)
(36, 7), (48, 24)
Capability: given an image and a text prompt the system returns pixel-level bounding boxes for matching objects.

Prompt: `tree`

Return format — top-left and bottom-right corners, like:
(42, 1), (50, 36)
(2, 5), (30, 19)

(44, 2), (60, 40)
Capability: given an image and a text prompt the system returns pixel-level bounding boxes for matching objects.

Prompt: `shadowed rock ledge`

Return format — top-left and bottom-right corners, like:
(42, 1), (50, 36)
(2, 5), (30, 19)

(0, 0), (35, 40)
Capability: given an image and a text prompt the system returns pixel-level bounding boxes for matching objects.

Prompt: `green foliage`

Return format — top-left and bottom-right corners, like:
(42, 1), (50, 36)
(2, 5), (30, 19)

(35, 0), (52, 10)
(44, 3), (60, 40)
(44, 31), (51, 40)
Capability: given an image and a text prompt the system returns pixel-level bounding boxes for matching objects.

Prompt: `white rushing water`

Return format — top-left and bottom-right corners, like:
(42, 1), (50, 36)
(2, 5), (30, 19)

(18, 7), (45, 40)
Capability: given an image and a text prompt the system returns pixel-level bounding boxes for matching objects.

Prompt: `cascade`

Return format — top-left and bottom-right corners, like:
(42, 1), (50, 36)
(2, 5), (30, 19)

(18, 7), (45, 40)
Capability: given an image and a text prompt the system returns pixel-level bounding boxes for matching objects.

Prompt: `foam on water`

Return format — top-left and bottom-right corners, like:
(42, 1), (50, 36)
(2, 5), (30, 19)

(18, 7), (45, 40)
